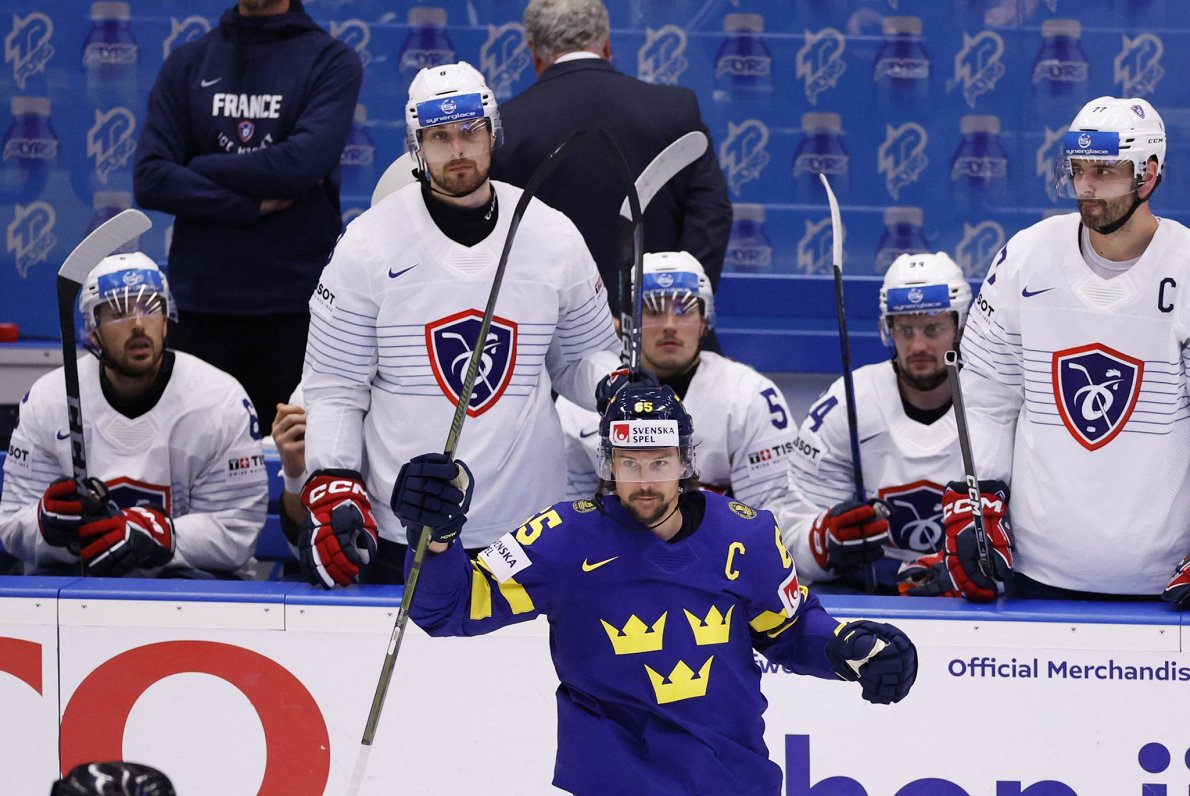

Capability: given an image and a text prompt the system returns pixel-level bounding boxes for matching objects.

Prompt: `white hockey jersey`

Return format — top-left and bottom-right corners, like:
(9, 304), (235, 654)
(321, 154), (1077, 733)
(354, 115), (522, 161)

(961, 212), (1190, 594)
(775, 361), (961, 586)
(0, 352), (268, 577)
(556, 351), (796, 508)
(303, 181), (621, 549)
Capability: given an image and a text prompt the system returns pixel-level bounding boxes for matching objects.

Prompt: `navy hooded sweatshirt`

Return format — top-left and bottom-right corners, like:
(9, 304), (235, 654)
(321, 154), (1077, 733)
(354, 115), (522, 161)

(133, 0), (362, 315)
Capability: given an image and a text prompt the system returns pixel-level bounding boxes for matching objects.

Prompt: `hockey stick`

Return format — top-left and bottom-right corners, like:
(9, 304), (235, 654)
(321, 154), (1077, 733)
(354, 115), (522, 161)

(616, 130), (709, 369)
(347, 129), (593, 796)
(56, 209), (151, 570)
(819, 174), (877, 594)
(943, 350), (997, 580)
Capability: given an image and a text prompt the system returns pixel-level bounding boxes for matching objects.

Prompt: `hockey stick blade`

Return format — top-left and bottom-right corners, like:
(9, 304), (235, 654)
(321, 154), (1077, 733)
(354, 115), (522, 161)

(943, 350), (998, 581)
(618, 130), (708, 220)
(819, 174), (875, 593)
(348, 131), (594, 796)
(370, 152), (420, 207)
(58, 209), (151, 284)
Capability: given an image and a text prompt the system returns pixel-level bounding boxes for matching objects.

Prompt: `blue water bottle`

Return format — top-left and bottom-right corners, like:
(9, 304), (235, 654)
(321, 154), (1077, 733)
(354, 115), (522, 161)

(1032, 19), (1088, 130)
(725, 204), (773, 273)
(792, 112), (849, 202)
(82, 1), (138, 110)
(398, 7), (456, 92)
(0, 96), (59, 204)
(712, 13), (772, 102)
(950, 114), (1008, 212)
(340, 103), (378, 214)
(873, 16), (930, 117)
(873, 207), (931, 274)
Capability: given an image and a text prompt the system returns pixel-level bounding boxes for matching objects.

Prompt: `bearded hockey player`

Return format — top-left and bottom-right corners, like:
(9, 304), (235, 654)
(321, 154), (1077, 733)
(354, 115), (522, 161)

(389, 385), (917, 795)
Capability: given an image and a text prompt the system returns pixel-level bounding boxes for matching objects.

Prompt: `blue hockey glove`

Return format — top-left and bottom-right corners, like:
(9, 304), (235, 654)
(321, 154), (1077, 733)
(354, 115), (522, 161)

(38, 476), (108, 550)
(80, 505), (175, 577)
(1162, 552), (1190, 609)
(595, 366), (659, 413)
(391, 453), (474, 548)
(826, 619), (917, 705)
(896, 552), (960, 598)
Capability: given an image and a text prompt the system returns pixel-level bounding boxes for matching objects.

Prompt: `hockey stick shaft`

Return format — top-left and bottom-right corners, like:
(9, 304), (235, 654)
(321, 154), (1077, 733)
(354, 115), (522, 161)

(603, 131), (645, 372)
(348, 131), (594, 792)
(819, 174), (876, 594)
(943, 350), (997, 580)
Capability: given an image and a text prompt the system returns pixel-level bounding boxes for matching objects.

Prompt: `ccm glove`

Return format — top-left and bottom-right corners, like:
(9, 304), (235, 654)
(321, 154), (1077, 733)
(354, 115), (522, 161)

(299, 469), (378, 589)
(595, 366), (659, 414)
(1162, 552), (1190, 609)
(391, 453), (474, 549)
(896, 552), (960, 598)
(825, 619), (917, 705)
(809, 499), (890, 574)
(942, 480), (1013, 602)
(38, 476), (108, 549)
(79, 505), (175, 577)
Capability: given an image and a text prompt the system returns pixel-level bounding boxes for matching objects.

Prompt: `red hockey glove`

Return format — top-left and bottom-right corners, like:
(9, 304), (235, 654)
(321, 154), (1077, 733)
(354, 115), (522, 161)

(1162, 553), (1190, 610)
(809, 499), (890, 574)
(826, 620), (917, 705)
(79, 505), (175, 577)
(38, 476), (108, 549)
(896, 552), (960, 597)
(942, 480), (1013, 602)
(299, 469), (378, 589)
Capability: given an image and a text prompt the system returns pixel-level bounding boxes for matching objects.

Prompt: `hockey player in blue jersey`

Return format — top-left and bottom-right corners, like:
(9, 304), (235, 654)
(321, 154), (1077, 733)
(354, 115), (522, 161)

(391, 385), (917, 794)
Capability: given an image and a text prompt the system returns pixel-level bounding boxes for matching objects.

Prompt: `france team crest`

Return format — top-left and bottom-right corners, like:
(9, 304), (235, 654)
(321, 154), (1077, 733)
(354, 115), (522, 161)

(1052, 344), (1144, 451)
(877, 480), (944, 554)
(426, 309), (518, 417)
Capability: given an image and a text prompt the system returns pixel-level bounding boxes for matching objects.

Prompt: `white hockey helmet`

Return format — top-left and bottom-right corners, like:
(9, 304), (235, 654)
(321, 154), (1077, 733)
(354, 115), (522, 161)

(79, 251), (176, 334)
(635, 251), (715, 328)
(878, 252), (970, 346)
(404, 61), (502, 160)
(1055, 96), (1166, 199)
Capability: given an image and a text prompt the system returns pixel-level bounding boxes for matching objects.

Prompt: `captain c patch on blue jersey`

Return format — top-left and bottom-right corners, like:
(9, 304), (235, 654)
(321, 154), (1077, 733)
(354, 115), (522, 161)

(1052, 343), (1144, 451)
(426, 309), (518, 417)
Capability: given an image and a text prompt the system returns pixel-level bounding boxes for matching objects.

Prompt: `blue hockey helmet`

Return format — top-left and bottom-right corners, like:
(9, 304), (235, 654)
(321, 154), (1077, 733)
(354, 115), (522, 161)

(597, 384), (695, 481)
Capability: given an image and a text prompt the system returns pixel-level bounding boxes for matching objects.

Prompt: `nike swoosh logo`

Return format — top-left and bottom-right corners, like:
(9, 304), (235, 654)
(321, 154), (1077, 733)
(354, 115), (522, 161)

(388, 265), (417, 279)
(56, 429), (70, 440)
(200, 78), (221, 88)
(582, 556), (618, 572)
(1021, 286), (1055, 298)
(578, 428), (599, 439)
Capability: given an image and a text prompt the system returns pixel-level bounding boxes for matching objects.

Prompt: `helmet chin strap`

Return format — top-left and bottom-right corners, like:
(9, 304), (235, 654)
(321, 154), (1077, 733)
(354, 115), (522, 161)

(414, 153), (492, 201)
(1086, 173), (1159, 236)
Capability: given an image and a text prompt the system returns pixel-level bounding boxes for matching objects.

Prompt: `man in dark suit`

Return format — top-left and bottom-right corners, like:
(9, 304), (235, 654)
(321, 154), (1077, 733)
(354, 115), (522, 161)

(491, 0), (732, 345)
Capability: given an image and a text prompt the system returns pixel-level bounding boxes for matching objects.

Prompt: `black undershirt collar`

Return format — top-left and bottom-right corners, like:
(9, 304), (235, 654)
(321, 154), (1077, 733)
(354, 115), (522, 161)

(422, 183), (499, 247)
(100, 350), (175, 419)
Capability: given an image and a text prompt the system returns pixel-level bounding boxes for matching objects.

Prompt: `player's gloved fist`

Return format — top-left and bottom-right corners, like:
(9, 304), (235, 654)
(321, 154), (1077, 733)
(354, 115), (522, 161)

(595, 367), (659, 413)
(808, 499), (891, 574)
(391, 453), (474, 549)
(896, 552), (960, 597)
(298, 469), (378, 589)
(825, 619), (917, 705)
(942, 480), (1013, 602)
(79, 505), (175, 577)
(38, 476), (108, 549)
(1161, 552), (1190, 609)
